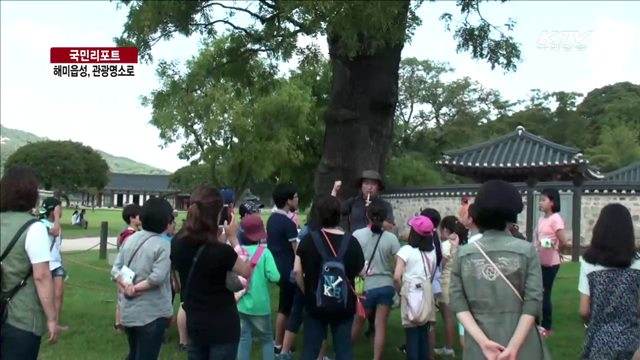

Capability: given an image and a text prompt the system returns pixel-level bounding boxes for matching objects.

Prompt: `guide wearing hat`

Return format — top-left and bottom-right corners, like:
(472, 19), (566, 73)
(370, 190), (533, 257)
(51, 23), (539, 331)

(333, 170), (395, 233)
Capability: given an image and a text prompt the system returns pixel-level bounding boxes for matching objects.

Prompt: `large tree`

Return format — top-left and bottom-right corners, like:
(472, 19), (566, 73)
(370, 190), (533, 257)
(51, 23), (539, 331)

(4, 140), (109, 204)
(116, 0), (521, 198)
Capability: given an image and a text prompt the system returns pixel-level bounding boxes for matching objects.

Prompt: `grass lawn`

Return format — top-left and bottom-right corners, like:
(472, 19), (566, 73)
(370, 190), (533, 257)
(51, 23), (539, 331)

(39, 251), (584, 359)
(59, 208), (303, 239)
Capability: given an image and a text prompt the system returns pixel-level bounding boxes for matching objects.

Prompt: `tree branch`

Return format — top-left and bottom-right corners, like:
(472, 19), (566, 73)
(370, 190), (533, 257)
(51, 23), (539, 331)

(191, 19), (255, 38)
(200, 2), (269, 24)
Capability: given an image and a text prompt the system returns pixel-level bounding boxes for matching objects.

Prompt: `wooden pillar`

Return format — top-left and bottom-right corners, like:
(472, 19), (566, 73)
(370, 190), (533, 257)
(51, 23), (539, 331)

(525, 177), (537, 242)
(572, 176), (584, 262)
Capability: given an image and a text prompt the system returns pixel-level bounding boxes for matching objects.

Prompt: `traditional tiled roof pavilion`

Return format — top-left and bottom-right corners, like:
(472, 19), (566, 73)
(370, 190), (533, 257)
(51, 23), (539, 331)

(437, 125), (604, 261)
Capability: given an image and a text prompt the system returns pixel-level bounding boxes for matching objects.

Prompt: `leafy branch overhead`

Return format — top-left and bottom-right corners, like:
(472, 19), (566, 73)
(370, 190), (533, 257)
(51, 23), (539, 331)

(141, 35), (324, 194)
(116, 0), (520, 71)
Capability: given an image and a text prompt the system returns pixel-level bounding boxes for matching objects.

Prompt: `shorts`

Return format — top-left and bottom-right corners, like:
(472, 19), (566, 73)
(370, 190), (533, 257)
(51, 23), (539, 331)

(278, 279), (296, 316)
(362, 286), (395, 309)
(285, 288), (305, 333)
(51, 266), (67, 278)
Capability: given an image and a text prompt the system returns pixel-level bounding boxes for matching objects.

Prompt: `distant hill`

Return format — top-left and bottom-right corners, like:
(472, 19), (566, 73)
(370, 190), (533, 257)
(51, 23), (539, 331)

(0, 125), (170, 175)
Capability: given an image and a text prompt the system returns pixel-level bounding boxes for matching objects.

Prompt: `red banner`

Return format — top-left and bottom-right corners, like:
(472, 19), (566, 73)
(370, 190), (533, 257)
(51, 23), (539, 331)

(50, 47), (138, 64)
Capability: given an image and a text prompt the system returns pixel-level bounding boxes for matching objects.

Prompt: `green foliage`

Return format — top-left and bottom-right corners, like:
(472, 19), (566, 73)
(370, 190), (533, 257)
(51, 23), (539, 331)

(168, 164), (211, 194)
(0, 125), (168, 175)
(577, 82), (640, 140)
(386, 152), (445, 187)
(587, 123), (640, 172)
(4, 140), (109, 192)
(141, 36), (324, 205)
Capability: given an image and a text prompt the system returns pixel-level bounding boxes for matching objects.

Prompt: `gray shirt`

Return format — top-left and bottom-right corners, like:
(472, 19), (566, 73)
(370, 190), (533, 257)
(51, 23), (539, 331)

(111, 230), (173, 327)
(353, 228), (401, 291)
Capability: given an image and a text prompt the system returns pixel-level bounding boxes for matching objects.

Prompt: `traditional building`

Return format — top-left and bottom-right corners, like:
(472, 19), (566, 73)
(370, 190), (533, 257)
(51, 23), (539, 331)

(92, 173), (190, 210)
(377, 125), (637, 262)
(604, 161), (640, 183)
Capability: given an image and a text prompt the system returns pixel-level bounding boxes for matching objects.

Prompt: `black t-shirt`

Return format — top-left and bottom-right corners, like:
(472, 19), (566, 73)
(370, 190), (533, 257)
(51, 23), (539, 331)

(266, 211), (299, 280)
(171, 231), (239, 346)
(296, 230), (365, 321)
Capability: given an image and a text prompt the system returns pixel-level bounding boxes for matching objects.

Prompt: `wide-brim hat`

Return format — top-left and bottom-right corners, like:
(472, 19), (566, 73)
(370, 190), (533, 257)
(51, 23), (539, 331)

(356, 170), (385, 191)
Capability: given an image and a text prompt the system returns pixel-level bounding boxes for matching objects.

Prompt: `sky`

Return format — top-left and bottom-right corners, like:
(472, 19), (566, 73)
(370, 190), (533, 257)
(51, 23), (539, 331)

(1, 1), (639, 173)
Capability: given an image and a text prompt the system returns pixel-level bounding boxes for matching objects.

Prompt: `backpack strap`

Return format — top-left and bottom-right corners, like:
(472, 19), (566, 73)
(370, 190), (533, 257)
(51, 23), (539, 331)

(336, 232), (351, 259)
(310, 230), (330, 260)
(1, 219), (38, 263)
(182, 245), (207, 302)
(244, 245), (266, 291)
(1, 218), (39, 301)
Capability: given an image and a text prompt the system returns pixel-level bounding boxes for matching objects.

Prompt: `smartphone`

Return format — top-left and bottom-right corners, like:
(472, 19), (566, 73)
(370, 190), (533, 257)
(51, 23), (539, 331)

(219, 205), (231, 226)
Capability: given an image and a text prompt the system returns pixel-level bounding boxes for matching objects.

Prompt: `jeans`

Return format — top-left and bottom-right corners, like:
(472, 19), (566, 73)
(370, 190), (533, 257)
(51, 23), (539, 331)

(124, 317), (170, 360)
(405, 323), (431, 360)
(541, 265), (560, 330)
(301, 314), (354, 360)
(238, 313), (274, 360)
(187, 341), (238, 360)
(0, 322), (42, 360)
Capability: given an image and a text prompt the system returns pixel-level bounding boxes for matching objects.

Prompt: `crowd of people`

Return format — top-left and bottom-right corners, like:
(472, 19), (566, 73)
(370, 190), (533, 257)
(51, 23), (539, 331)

(0, 165), (639, 360)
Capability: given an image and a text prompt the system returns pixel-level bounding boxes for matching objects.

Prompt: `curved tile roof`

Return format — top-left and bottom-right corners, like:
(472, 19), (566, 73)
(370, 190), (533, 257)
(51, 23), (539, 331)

(436, 126), (604, 181)
(104, 173), (173, 192)
(604, 162), (640, 183)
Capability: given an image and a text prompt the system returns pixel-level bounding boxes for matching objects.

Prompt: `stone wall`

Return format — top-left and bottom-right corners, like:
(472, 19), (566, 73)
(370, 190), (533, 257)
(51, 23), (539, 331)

(385, 192), (640, 246)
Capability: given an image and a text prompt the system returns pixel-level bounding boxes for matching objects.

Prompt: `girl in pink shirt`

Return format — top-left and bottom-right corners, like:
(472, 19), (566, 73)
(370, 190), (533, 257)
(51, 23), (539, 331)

(535, 188), (568, 337)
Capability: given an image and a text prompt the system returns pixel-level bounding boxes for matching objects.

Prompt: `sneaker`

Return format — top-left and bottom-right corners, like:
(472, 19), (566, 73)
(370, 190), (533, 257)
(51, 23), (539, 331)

(178, 344), (187, 352)
(274, 346), (282, 355)
(397, 345), (406, 354)
(435, 347), (455, 356)
(279, 353), (293, 360)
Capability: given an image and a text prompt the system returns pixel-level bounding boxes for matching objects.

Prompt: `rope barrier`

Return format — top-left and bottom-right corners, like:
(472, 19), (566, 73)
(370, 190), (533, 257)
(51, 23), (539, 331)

(65, 282), (115, 293)
(64, 258), (112, 274)
(63, 241), (118, 255)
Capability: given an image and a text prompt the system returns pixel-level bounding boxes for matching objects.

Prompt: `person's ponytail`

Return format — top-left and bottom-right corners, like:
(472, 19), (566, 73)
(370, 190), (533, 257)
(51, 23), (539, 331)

(367, 199), (387, 234)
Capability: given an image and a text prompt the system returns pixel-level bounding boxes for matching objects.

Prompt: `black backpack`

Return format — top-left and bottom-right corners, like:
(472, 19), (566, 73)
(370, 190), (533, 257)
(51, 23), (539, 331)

(1, 218), (38, 323)
(310, 230), (350, 313)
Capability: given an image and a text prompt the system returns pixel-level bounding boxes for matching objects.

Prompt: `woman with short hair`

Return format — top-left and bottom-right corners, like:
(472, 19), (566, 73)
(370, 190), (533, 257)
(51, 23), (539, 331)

(450, 180), (546, 359)
(111, 197), (175, 360)
(0, 167), (59, 360)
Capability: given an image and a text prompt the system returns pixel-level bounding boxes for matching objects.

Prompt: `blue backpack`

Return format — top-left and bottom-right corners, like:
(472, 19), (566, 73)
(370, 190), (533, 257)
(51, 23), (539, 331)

(310, 230), (350, 313)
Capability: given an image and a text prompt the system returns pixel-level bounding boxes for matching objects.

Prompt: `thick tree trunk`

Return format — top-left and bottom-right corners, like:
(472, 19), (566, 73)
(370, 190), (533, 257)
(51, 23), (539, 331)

(314, 26), (408, 200)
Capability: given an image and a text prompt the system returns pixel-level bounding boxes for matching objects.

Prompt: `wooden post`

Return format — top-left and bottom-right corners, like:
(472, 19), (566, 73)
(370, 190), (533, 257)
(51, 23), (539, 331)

(525, 177), (537, 242)
(572, 184), (583, 262)
(99, 221), (108, 260)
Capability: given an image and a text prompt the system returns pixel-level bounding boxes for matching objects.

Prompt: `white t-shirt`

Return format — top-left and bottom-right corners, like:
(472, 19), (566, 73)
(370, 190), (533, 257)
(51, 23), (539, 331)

(578, 256), (640, 296)
(24, 221), (53, 265)
(396, 245), (441, 294)
(71, 214), (79, 225)
(41, 219), (62, 270)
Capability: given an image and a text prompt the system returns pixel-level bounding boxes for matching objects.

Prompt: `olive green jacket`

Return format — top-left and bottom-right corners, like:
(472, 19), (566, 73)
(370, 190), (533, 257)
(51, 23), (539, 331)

(450, 230), (547, 359)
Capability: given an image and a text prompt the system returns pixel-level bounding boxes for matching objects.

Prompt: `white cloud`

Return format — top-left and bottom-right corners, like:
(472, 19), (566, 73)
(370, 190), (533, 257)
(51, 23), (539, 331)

(574, 17), (640, 94)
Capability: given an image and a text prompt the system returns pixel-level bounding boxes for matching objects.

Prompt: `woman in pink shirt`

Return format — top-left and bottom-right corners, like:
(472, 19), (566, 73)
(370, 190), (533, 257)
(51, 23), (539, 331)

(535, 188), (568, 337)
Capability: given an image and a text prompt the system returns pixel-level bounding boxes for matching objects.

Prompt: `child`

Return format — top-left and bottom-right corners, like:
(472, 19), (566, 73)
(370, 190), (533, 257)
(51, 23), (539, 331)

(394, 215), (439, 360)
(114, 203), (142, 332)
(39, 197), (68, 330)
(117, 204), (142, 247)
(236, 216), (281, 360)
